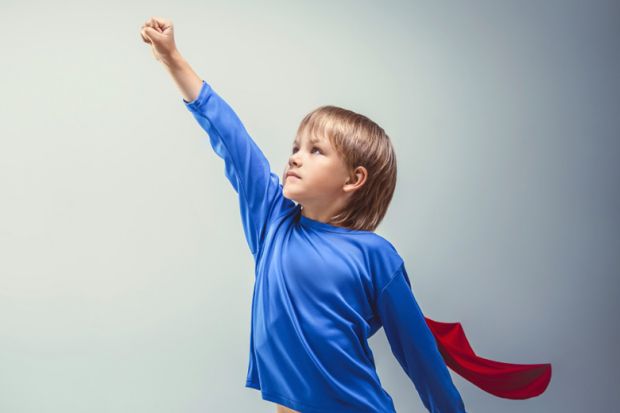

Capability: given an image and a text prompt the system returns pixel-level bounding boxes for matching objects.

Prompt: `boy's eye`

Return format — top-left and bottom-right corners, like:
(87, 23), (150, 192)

(291, 146), (322, 154)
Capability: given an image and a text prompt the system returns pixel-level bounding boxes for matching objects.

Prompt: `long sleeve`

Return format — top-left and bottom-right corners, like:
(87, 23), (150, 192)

(183, 80), (295, 257)
(377, 263), (467, 413)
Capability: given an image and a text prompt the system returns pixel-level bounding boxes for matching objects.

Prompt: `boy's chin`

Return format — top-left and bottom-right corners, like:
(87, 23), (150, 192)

(282, 188), (302, 203)
(282, 191), (296, 202)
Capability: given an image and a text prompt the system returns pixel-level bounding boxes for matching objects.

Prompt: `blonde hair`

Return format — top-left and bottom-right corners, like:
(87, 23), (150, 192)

(294, 105), (397, 232)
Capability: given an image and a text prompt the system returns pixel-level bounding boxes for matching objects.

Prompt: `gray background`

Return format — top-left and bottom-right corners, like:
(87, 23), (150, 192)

(1, 0), (618, 412)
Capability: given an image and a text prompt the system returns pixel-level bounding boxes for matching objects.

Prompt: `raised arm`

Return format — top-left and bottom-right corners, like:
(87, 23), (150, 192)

(141, 17), (295, 257)
(377, 263), (468, 413)
(140, 17), (202, 102)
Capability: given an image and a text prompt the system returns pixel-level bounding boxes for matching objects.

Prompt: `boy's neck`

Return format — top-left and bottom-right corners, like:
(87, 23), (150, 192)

(301, 205), (342, 227)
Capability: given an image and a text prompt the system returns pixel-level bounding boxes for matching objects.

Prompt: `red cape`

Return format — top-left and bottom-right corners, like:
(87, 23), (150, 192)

(425, 317), (552, 399)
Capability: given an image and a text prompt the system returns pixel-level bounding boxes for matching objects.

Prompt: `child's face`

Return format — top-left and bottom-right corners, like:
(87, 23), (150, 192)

(282, 134), (353, 207)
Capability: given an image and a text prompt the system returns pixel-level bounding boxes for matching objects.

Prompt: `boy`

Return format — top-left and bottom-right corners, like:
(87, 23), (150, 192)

(139, 16), (468, 412)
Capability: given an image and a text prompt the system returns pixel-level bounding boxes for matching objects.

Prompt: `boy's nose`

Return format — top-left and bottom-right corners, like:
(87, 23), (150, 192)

(288, 155), (301, 167)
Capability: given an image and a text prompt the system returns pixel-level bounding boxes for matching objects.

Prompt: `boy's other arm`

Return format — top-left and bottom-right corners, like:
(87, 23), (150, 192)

(377, 264), (467, 413)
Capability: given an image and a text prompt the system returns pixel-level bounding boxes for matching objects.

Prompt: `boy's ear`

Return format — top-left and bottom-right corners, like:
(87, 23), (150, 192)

(344, 166), (367, 193)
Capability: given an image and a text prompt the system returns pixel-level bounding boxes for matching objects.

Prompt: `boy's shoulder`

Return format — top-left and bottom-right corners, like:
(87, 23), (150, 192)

(362, 231), (402, 258)
(359, 232), (404, 279)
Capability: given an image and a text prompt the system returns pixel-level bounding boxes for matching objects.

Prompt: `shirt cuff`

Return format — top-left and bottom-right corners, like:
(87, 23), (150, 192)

(182, 80), (211, 110)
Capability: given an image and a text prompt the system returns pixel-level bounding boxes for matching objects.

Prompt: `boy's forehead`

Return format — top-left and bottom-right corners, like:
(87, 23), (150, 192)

(294, 134), (323, 144)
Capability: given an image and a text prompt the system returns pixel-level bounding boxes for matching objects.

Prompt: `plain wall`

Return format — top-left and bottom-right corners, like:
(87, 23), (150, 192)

(1, 0), (618, 412)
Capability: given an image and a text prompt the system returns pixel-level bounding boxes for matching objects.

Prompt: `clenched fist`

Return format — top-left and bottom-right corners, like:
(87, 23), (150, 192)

(140, 17), (178, 65)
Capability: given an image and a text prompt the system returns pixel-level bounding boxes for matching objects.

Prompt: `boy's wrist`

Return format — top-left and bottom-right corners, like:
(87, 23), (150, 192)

(162, 50), (185, 70)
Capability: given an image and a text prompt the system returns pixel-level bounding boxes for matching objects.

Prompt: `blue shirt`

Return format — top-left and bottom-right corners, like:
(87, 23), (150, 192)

(183, 80), (467, 413)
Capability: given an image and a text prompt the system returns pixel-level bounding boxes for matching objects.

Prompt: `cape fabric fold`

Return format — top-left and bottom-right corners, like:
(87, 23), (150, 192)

(425, 317), (552, 399)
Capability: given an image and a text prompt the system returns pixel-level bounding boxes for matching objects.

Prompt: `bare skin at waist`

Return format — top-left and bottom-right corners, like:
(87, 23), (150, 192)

(276, 403), (300, 413)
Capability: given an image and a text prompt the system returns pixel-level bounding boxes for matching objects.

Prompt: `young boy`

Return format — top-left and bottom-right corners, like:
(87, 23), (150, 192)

(140, 17), (468, 413)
